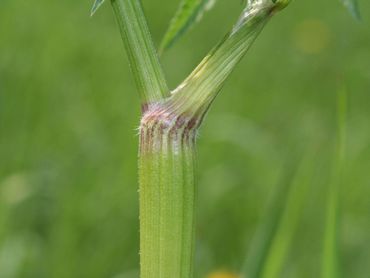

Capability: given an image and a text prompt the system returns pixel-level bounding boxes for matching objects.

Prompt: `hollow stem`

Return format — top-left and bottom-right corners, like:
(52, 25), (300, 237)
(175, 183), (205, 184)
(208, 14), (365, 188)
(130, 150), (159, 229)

(139, 106), (199, 278)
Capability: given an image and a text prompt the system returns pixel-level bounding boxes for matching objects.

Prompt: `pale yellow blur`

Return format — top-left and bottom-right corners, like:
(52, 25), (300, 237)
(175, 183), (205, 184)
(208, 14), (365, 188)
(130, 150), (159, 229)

(207, 270), (240, 278)
(1, 173), (31, 205)
(293, 19), (331, 54)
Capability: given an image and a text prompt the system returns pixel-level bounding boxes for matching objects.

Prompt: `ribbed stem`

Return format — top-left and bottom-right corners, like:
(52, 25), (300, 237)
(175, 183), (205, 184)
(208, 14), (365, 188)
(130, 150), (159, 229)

(167, 1), (279, 116)
(138, 106), (199, 278)
(111, 0), (169, 105)
(109, 1), (291, 277)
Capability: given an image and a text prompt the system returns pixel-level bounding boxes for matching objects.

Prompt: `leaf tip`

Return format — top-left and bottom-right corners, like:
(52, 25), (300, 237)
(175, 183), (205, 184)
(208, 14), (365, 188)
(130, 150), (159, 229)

(90, 0), (106, 17)
(341, 0), (361, 21)
(160, 0), (218, 52)
(272, 0), (293, 11)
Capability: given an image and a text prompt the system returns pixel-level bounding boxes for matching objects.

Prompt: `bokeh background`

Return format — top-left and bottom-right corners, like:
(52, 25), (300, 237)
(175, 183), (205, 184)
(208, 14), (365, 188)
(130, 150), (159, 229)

(1, 0), (369, 277)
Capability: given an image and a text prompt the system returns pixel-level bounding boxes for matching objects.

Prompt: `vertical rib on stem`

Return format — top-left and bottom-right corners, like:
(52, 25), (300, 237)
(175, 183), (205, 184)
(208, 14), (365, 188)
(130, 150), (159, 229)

(139, 107), (199, 278)
(111, 0), (169, 105)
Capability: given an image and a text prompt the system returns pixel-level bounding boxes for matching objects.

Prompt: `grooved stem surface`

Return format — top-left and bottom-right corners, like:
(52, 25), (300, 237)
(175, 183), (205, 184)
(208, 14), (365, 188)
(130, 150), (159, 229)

(138, 107), (198, 278)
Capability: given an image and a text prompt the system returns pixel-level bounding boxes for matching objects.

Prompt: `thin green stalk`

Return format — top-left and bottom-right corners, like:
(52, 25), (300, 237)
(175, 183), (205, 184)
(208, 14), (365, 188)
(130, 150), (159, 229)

(167, 0), (291, 117)
(260, 153), (314, 278)
(240, 161), (297, 278)
(241, 150), (315, 278)
(322, 177), (340, 278)
(167, 3), (271, 116)
(321, 87), (347, 278)
(111, 0), (169, 105)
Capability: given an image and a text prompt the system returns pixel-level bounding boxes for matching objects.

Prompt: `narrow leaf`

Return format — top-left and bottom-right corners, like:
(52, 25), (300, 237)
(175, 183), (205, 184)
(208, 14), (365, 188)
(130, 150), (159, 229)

(240, 163), (297, 278)
(91, 0), (106, 16)
(241, 151), (315, 278)
(321, 87), (347, 278)
(160, 0), (217, 52)
(341, 0), (361, 20)
(261, 154), (313, 278)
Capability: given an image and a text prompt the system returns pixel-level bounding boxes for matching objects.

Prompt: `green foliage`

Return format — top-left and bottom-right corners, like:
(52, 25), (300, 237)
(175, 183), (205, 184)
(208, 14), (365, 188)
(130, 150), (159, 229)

(241, 154), (314, 278)
(160, 0), (217, 52)
(341, 0), (361, 19)
(260, 154), (314, 278)
(91, 0), (106, 16)
(321, 87), (348, 278)
(272, 0), (293, 10)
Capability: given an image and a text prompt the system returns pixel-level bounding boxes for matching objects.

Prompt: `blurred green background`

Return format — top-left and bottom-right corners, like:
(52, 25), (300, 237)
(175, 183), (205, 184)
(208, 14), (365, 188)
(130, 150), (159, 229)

(1, 0), (369, 277)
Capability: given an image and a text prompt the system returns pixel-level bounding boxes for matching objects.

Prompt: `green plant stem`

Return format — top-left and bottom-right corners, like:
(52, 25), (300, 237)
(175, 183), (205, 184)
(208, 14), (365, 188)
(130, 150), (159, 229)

(167, 0), (291, 117)
(321, 87), (347, 278)
(168, 3), (271, 116)
(111, 0), (169, 105)
(139, 109), (198, 278)
(110, 1), (291, 277)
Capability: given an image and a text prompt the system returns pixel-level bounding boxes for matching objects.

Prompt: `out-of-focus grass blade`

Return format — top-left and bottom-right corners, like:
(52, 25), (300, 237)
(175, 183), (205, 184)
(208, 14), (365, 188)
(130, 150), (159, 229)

(341, 0), (361, 20)
(260, 153), (314, 278)
(240, 163), (296, 278)
(159, 0), (217, 52)
(322, 181), (340, 278)
(321, 87), (347, 278)
(241, 152), (315, 278)
(91, 0), (106, 16)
